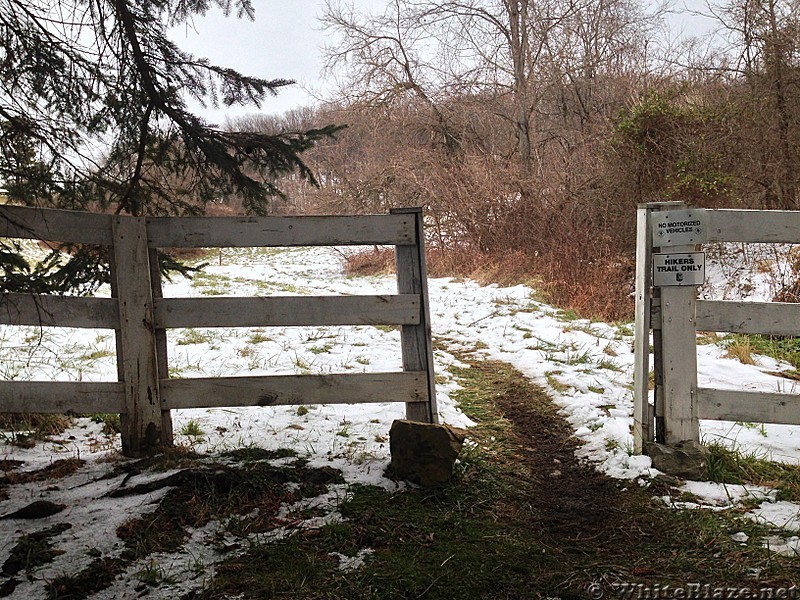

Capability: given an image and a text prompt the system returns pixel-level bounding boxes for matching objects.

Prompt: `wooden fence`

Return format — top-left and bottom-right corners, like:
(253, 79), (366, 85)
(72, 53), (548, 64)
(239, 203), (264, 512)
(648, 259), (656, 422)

(633, 201), (800, 452)
(0, 205), (438, 456)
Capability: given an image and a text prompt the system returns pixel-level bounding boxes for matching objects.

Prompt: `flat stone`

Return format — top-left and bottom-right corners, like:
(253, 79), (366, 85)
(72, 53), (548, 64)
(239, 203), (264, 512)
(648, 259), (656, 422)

(389, 420), (466, 487)
(646, 440), (709, 481)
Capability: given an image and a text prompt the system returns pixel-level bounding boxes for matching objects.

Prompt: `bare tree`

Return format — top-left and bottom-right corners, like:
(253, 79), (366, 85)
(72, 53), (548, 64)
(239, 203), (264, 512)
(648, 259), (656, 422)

(676, 0), (800, 208)
(321, 0), (462, 152)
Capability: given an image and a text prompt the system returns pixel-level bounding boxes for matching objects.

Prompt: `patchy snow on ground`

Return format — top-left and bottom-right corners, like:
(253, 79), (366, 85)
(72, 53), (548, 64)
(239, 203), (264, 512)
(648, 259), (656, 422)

(680, 480), (776, 508)
(746, 501), (800, 532)
(1, 242), (800, 596)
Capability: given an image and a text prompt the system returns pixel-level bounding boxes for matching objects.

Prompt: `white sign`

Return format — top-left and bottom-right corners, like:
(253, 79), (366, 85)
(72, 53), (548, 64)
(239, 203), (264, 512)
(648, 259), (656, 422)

(652, 209), (707, 247)
(653, 252), (705, 287)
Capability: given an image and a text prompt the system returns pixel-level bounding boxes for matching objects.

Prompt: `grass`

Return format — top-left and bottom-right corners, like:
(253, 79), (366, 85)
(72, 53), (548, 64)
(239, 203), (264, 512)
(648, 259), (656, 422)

(79, 347), (115, 361)
(87, 413), (121, 435)
(0, 413), (73, 447)
(248, 331), (272, 344)
(615, 324), (634, 338)
(44, 455), (334, 598)
(556, 308), (581, 322)
(205, 484), (546, 599)
(3, 349), (800, 598)
(697, 331), (721, 346)
(3, 523), (72, 577)
(705, 441), (800, 503)
(564, 346), (592, 365)
(146, 462), (335, 541)
(566, 322), (609, 338)
(135, 560), (174, 587)
(191, 272), (232, 295)
(545, 370), (572, 393)
(195, 357), (545, 600)
(179, 419), (205, 438)
(596, 357), (622, 372)
(724, 335), (758, 365)
(47, 558), (127, 600)
(222, 447), (298, 462)
(723, 333), (800, 369)
(292, 354), (313, 372)
(309, 343), (334, 355)
(190, 353), (800, 599)
(176, 328), (214, 346)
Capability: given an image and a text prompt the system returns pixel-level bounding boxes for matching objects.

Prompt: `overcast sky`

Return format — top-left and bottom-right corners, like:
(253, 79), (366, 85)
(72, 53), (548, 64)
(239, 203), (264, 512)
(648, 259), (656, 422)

(171, 1), (369, 123)
(174, 0), (717, 124)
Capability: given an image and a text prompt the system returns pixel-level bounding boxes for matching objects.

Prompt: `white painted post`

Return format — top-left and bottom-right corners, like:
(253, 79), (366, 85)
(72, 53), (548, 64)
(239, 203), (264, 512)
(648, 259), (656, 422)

(391, 207), (438, 424)
(112, 216), (163, 456)
(652, 202), (700, 444)
(660, 284), (700, 443)
(633, 205), (653, 452)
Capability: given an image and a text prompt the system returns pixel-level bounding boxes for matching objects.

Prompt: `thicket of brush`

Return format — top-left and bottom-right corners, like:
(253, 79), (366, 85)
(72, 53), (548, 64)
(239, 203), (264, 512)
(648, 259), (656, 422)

(222, 1), (800, 320)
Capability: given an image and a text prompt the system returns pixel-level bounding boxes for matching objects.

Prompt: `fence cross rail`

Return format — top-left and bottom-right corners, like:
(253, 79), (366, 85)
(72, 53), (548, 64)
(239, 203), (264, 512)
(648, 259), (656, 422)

(0, 205), (438, 456)
(634, 201), (800, 452)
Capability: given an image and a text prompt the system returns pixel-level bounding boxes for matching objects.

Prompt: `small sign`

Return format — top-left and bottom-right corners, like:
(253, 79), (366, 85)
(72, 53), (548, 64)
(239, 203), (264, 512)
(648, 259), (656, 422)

(652, 209), (707, 247)
(653, 252), (705, 287)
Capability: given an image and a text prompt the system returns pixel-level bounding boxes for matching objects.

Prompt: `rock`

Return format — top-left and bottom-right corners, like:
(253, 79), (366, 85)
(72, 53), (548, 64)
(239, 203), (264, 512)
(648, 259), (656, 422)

(646, 440), (709, 481)
(653, 473), (680, 487)
(389, 420), (466, 487)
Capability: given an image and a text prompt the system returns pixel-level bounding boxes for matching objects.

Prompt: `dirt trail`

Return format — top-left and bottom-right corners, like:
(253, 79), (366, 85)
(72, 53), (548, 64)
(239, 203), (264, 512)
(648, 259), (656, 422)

(481, 363), (624, 540)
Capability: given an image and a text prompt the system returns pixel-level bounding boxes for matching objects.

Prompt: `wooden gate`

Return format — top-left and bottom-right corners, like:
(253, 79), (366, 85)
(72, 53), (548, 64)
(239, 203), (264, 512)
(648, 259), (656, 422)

(634, 201), (800, 452)
(0, 205), (438, 456)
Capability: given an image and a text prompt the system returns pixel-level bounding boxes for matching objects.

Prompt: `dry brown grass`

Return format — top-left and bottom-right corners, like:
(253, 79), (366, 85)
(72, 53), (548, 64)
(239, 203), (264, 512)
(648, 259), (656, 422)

(342, 242), (634, 322)
(428, 248), (541, 287)
(2, 458), (85, 484)
(724, 337), (757, 365)
(342, 246), (396, 276)
(536, 253), (635, 322)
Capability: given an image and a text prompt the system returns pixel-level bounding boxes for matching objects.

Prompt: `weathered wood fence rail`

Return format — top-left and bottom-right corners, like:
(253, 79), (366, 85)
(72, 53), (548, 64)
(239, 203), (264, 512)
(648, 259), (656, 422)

(634, 201), (800, 452)
(0, 205), (437, 456)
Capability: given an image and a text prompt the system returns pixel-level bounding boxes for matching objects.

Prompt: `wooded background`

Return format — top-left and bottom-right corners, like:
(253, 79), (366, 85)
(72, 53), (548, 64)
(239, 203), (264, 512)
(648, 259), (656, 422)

(3, 0), (800, 321)
(225, 0), (800, 320)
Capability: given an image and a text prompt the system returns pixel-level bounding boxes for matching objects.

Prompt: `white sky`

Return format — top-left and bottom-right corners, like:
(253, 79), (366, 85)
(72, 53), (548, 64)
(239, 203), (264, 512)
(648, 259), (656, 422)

(170, 1), (380, 122)
(173, 0), (718, 123)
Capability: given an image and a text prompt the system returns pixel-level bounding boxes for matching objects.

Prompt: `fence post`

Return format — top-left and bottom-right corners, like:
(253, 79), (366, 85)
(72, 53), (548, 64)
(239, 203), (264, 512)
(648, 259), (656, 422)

(148, 247), (174, 446)
(112, 216), (163, 456)
(651, 202), (700, 445)
(633, 204), (654, 453)
(391, 207), (438, 424)
(660, 277), (700, 443)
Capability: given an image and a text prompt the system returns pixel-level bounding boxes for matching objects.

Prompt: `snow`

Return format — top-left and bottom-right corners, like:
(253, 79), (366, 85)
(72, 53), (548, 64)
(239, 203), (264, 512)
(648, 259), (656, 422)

(760, 536), (800, 557)
(680, 480), (775, 507)
(746, 501), (800, 532)
(2, 243), (800, 596)
(330, 548), (375, 573)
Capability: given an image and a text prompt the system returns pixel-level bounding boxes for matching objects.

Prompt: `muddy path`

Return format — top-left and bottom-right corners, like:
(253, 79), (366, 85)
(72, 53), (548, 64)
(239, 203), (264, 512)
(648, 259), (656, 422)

(469, 359), (799, 597)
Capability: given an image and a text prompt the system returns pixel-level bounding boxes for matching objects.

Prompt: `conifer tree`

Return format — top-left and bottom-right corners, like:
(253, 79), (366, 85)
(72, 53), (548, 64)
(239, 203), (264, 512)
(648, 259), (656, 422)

(0, 0), (336, 292)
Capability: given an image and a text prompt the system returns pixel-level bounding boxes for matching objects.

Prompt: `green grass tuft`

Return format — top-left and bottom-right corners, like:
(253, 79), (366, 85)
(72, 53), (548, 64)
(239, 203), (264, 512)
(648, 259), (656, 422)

(723, 333), (800, 369)
(705, 441), (800, 502)
(179, 419), (205, 438)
